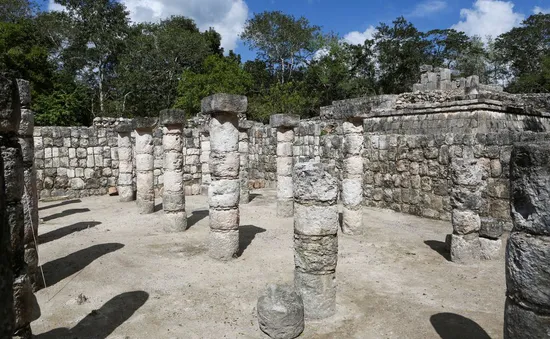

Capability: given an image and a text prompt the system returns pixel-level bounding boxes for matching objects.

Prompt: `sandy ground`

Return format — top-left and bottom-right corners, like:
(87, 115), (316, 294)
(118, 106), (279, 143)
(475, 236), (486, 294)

(31, 189), (506, 339)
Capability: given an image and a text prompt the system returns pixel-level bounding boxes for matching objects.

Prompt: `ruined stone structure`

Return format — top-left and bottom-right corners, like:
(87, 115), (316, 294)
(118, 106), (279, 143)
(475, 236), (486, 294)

(134, 118), (157, 214)
(16, 80), (40, 290)
(115, 119), (134, 202)
(271, 114), (300, 217)
(160, 109), (187, 232)
(505, 142), (550, 338)
(293, 162), (338, 319)
(203, 94), (247, 260)
(238, 120), (253, 204)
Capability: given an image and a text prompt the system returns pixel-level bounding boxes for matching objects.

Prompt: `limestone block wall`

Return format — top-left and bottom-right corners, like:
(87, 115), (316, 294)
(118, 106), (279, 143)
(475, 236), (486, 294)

(248, 124), (276, 189)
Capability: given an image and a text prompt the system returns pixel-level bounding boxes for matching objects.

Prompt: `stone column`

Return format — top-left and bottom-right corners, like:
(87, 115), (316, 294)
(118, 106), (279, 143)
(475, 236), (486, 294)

(115, 119), (134, 202)
(1, 76), (35, 338)
(293, 162), (338, 319)
(341, 117), (364, 235)
(202, 94), (247, 260)
(238, 120), (253, 204)
(160, 109), (187, 232)
(270, 114), (300, 218)
(16, 80), (40, 291)
(199, 127), (211, 195)
(133, 118), (158, 214)
(505, 142), (550, 338)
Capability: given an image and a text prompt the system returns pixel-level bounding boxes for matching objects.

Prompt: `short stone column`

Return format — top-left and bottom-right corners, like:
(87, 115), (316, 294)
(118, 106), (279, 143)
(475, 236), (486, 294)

(293, 162), (338, 319)
(505, 142), (550, 338)
(238, 120), (253, 204)
(271, 114), (300, 218)
(115, 119), (134, 202)
(16, 80), (40, 291)
(341, 117), (364, 235)
(133, 117), (158, 214)
(160, 109), (187, 232)
(1, 76), (35, 338)
(202, 94), (247, 260)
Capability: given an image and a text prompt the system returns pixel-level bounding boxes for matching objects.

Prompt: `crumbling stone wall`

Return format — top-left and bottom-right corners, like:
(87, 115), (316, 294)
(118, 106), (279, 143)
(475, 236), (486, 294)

(248, 124), (276, 189)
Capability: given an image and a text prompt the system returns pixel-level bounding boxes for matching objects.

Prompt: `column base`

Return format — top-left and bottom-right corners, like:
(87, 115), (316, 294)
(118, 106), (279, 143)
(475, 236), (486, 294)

(118, 186), (135, 202)
(136, 198), (155, 214)
(163, 212), (188, 232)
(449, 233), (480, 264)
(209, 229), (239, 260)
(294, 271), (336, 319)
(341, 207), (363, 235)
(277, 200), (294, 218)
(479, 237), (502, 260)
(504, 298), (550, 339)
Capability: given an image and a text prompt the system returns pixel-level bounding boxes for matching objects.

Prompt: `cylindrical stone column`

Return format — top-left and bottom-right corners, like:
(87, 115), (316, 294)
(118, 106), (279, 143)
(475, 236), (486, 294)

(202, 94), (247, 260)
(238, 120), (253, 204)
(16, 80), (40, 291)
(1, 76), (35, 338)
(293, 162), (339, 319)
(133, 117), (158, 214)
(199, 126), (211, 195)
(160, 109), (187, 232)
(270, 114), (300, 218)
(341, 117), (364, 235)
(115, 119), (134, 202)
(505, 142), (550, 338)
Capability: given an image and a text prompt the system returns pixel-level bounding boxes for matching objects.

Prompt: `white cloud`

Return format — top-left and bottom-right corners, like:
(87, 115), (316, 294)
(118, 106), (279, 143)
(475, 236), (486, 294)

(343, 25), (376, 45)
(533, 6), (550, 14)
(408, 0), (447, 17)
(452, 0), (524, 41)
(48, 0), (65, 12)
(50, 0), (249, 52)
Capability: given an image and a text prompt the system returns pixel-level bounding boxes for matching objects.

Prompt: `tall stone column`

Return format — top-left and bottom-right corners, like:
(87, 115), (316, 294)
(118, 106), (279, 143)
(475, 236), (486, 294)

(238, 120), (253, 204)
(133, 118), (158, 214)
(293, 162), (338, 319)
(271, 114), (300, 218)
(199, 127), (211, 195)
(160, 109), (187, 232)
(341, 117), (364, 235)
(505, 142), (550, 338)
(202, 94), (247, 261)
(115, 119), (134, 202)
(16, 80), (40, 291)
(1, 76), (35, 338)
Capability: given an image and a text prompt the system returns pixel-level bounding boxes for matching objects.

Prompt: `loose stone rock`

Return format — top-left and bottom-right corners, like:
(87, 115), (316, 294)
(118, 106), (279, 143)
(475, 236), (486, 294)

(257, 284), (304, 339)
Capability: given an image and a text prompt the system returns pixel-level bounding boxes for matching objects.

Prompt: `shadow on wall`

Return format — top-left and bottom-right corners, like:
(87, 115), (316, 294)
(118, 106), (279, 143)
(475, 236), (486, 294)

(38, 199), (82, 211)
(430, 313), (491, 339)
(237, 225), (266, 257)
(41, 208), (91, 222)
(187, 209), (209, 228)
(35, 291), (149, 339)
(38, 221), (102, 244)
(424, 240), (451, 262)
(40, 243), (124, 289)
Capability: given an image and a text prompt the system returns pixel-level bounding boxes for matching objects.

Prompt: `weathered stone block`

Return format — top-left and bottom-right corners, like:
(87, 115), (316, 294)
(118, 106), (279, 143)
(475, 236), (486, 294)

(294, 271), (335, 319)
(257, 284), (304, 339)
(294, 234), (337, 274)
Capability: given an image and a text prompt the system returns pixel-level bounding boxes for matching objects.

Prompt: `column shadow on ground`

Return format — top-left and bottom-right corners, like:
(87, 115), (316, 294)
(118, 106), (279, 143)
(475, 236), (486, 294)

(40, 243), (124, 289)
(38, 199), (82, 211)
(237, 225), (266, 257)
(39, 221), (102, 244)
(41, 208), (91, 222)
(35, 291), (149, 339)
(187, 209), (209, 228)
(424, 240), (451, 261)
(430, 313), (491, 339)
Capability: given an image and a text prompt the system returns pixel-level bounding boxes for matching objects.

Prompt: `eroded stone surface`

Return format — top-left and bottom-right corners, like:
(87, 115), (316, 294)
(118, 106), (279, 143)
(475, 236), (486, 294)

(257, 284), (304, 339)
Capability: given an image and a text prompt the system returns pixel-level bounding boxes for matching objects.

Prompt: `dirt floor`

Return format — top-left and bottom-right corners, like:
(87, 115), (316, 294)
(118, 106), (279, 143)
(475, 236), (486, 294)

(32, 189), (506, 339)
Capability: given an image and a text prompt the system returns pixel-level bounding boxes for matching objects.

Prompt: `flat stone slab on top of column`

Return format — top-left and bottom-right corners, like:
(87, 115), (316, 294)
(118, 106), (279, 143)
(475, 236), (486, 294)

(270, 114), (300, 218)
(159, 109), (187, 232)
(202, 93), (247, 261)
(133, 117), (158, 214)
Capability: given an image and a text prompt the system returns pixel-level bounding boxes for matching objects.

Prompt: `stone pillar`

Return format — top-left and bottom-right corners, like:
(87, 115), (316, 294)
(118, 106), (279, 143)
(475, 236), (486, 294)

(270, 114), (300, 218)
(115, 119), (134, 202)
(202, 94), (247, 260)
(1, 76), (35, 338)
(341, 117), (364, 235)
(293, 162), (338, 319)
(16, 80), (40, 291)
(505, 142), (550, 338)
(199, 127), (211, 195)
(133, 118), (158, 214)
(238, 120), (253, 204)
(160, 109), (187, 232)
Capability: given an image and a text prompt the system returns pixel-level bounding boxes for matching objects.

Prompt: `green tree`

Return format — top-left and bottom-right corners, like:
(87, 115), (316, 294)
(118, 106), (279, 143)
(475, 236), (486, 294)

(374, 17), (430, 94)
(174, 54), (253, 114)
(424, 29), (471, 69)
(115, 16), (222, 116)
(240, 11), (323, 84)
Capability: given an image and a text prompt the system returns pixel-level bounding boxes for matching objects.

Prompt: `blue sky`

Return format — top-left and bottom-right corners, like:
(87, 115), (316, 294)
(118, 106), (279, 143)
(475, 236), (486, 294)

(44, 0), (550, 61)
